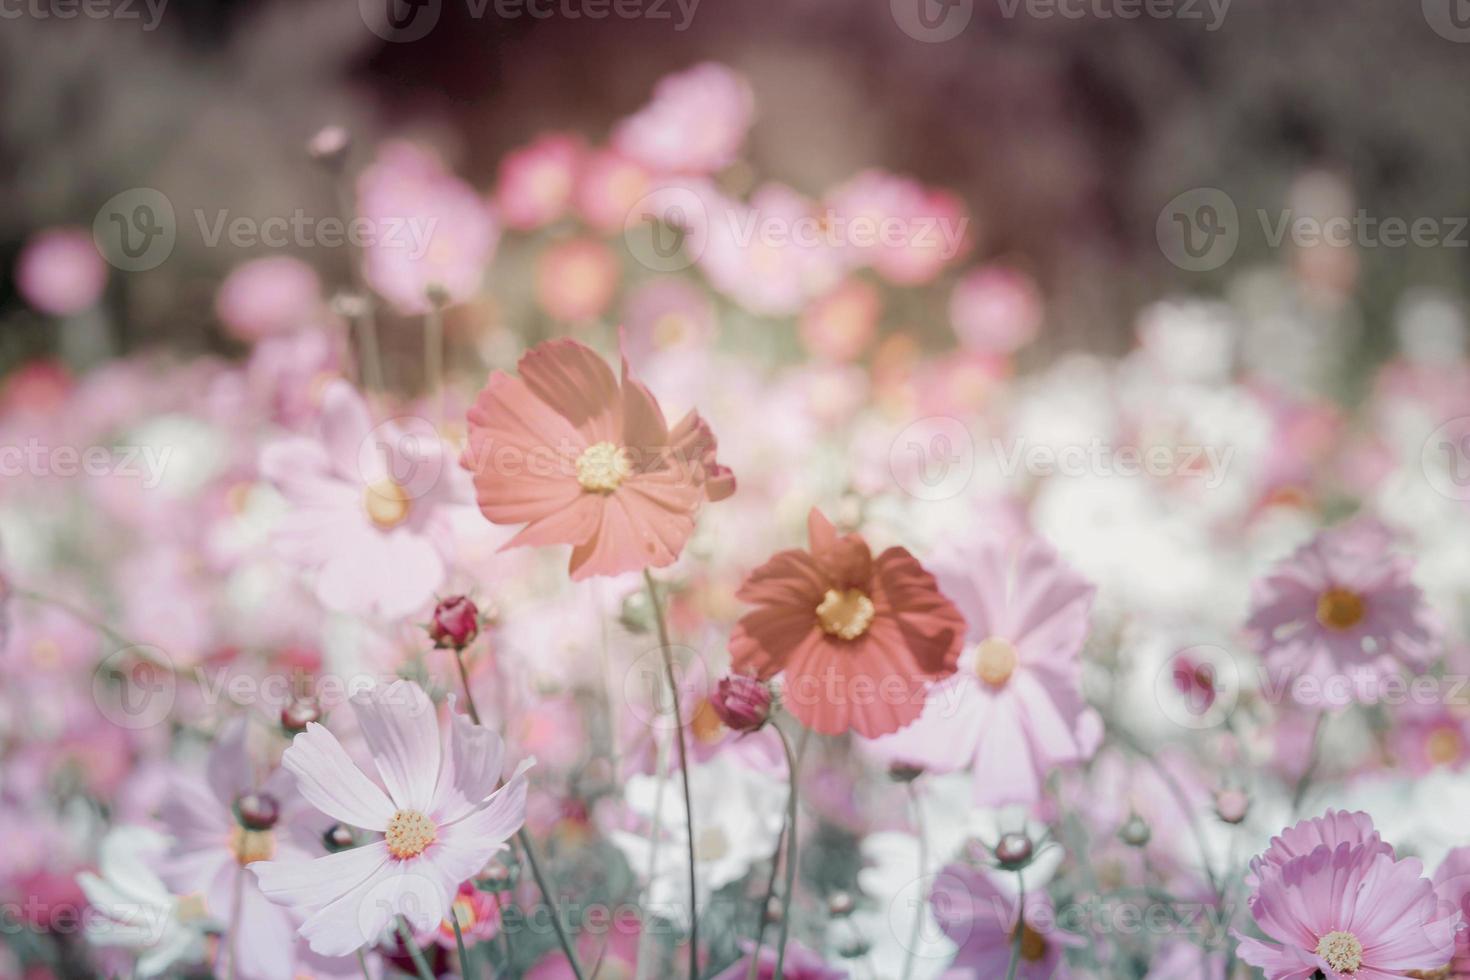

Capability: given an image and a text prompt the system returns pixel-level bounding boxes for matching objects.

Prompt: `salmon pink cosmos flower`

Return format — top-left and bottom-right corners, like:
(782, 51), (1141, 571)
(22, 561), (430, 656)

(464, 338), (734, 580)
(728, 509), (964, 738)
(252, 680), (532, 957)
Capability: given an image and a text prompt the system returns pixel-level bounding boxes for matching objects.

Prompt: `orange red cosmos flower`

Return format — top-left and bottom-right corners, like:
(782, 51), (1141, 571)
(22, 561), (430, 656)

(464, 338), (733, 580)
(729, 509), (964, 738)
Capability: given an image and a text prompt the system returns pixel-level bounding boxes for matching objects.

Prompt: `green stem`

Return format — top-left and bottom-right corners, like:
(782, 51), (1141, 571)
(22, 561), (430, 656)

(396, 917), (435, 980)
(452, 913), (474, 979)
(355, 948), (371, 980)
(450, 641), (585, 980)
(899, 783), (926, 980)
(1004, 875), (1025, 980)
(643, 568), (700, 980)
(771, 723), (800, 980)
(1291, 714), (1327, 817)
(425, 300), (445, 427)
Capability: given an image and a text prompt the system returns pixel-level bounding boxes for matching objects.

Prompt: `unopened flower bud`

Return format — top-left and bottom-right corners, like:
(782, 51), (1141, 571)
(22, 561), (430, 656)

(888, 761), (925, 783)
(708, 675), (773, 733)
(281, 697), (322, 734)
(429, 595), (480, 650)
(234, 792), (280, 831)
(1119, 814), (1152, 848)
(619, 591), (654, 634)
(838, 939), (872, 959)
(323, 823), (356, 852)
(827, 891), (855, 918)
(995, 832), (1035, 869)
(1215, 788), (1250, 825)
(307, 125), (351, 169)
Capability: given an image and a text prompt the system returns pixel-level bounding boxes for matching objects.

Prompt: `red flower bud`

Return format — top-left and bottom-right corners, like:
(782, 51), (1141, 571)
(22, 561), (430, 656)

(235, 792), (281, 831)
(281, 697), (322, 734)
(1215, 788), (1250, 825)
(430, 595), (480, 650)
(708, 675), (772, 733)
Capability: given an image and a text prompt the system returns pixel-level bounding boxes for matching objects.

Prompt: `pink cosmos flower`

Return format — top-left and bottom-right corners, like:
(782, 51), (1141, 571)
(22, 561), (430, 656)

(710, 941), (846, 980)
(1245, 810), (1394, 890)
(868, 534), (1099, 806)
(463, 337), (734, 580)
(612, 63), (754, 175)
(949, 266), (1043, 354)
(1236, 840), (1458, 979)
(1246, 520), (1439, 707)
(929, 862), (1076, 979)
(534, 238), (619, 322)
(157, 719), (354, 980)
(260, 379), (464, 618)
(799, 278), (879, 363)
(215, 256), (323, 342)
(357, 141), (499, 315)
(575, 147), (651, 234)
(621, 278), (715, 361)
(696, 182), (843, 317)
(253, 680), (532, 957)
(495, 133), (584, 231)
(15, 226), (107, 316)
(1432, 847), (1470, 976)
(824, 170), (969, 285)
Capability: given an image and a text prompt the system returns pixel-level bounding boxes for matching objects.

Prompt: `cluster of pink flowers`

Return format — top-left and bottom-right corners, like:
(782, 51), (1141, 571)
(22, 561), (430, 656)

(8, 58), (1470, 980)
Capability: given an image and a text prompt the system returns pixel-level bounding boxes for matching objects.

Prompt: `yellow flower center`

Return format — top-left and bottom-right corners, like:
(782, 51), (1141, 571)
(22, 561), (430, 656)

(230, 827), (276, 866)
(364, 478), (412, 529)
(1012, 922), (1048, 963)
(175, 893), (209, 924)
(1427, 726), (1463, 766)
(816, 588), (875, 641)
(690, 699), (726, 744)
(1316, 587), (1366, 631)
(652, 312), (692, 348)
(694, 826), (730, 862)
(1316, 931), (1364, 973)
(975, 637), (1019, 687)
(385, 809), (437, 859)
(575, 441), (632, 493)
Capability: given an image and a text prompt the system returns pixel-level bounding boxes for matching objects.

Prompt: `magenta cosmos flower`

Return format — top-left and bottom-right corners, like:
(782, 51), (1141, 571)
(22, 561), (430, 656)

(1238, 814), (1459, 979)
(1247, 521), (1439, 707)
(253, 681), (531, 957)
(930, 862), (1077, 979)
(867, 534), (1099, 806)
(463, 337), (734, 580)
(260, 379), (463, 619)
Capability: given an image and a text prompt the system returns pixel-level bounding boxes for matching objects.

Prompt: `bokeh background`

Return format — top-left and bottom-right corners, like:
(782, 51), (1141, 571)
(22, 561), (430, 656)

(6, 0), (1470, 376)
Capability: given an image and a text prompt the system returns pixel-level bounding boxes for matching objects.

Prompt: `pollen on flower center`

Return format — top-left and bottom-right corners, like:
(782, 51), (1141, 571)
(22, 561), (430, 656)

(1316, 587), (1366, 631)
(385, 809), (437, 859)
(816, 588), (875, 640)
(364, 478), (412, 529)
(576, 441), (633, 493)
(230, 827), (276, 866)
(1316, 930), (1364, 973)
(975, 637), (1019, 687)
(1427, 726), (1463, 766)
(1012, 922), (1048, 963)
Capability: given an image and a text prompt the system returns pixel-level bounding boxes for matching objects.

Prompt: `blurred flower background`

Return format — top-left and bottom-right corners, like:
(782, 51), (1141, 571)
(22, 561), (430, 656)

(6, 1), (1470, 978)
